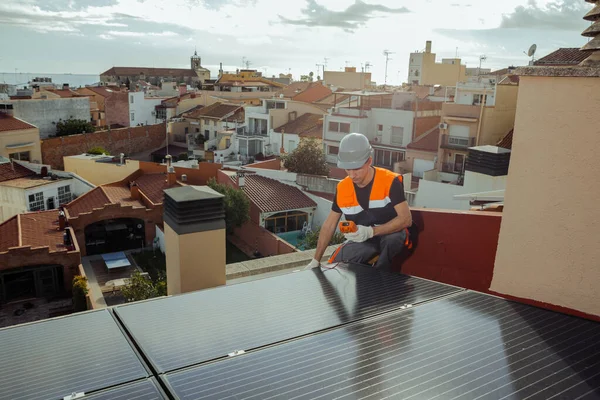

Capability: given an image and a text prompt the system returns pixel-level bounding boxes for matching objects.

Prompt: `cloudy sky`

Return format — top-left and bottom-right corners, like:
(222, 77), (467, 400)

(0, 0), (593, 84)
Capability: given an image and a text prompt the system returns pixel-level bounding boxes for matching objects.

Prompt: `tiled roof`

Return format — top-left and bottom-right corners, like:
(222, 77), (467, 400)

(0, 114), (37, 132)
(497, 129), (513, 150)
(407, 128), (440, 153)
(135, 174), (172, 204)
(293, 84), (332, 104)
(299, 124), (324, 139)
(498, 75), (520, 85)
(102, 185), (145, 208)
(184, 102), (243, 120)
(0, 216), (19, 250)
(65, 187), (111, 218)
(0, 162), (35, 182)
(274, 113), (323, 136)
(534, 48), (589, 66)
(234, 174), (317, 213)
(277, 82), (311, 98)
(0, 211), (67, 253)
(45, 89), (84, 98)
(101, 67), (197, 77)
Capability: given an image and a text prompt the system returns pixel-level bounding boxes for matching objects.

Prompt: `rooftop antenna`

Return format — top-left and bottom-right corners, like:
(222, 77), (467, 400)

(365, 61), (372, 72)
(315, 63), (324, 79)
(323, 58), (329, 70)
(383, 50), (394, 88)
(345, 60), (350, 67)
(478, 55), (487, 76)
(524, 44), (537, 65)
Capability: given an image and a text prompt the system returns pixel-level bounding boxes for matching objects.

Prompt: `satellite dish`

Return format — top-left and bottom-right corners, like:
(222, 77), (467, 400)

(527, 44), (537, 57)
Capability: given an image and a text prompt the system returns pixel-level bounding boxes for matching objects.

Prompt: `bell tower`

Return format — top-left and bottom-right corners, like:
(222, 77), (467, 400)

(191, 50), (201, 71)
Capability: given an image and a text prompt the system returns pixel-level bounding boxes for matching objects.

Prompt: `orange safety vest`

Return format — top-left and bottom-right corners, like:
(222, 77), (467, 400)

(336, 167), (412, 248)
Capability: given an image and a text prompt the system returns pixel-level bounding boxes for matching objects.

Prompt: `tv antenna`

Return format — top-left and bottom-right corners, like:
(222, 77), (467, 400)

(478, 55), (487, 76)
(315, 63), (324, 79)
(523, 44), (537, 65)
(323, 58), (329, 70)
(383, 50), (395, 87)
(364, 61), (372, 72)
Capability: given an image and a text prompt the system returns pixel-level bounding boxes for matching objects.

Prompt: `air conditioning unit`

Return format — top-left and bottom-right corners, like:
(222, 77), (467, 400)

(439, 123), (448, 130)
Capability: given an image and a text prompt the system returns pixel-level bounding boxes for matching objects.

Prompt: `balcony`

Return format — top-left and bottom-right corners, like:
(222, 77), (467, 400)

(441, 103), (480, 120)
(442, 162), (465, 174)
(236, 127), (268, 137)
(440, 134), (475, 150)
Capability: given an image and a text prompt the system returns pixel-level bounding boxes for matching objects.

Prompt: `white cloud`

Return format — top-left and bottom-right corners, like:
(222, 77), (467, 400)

(105, 30), (179, 37)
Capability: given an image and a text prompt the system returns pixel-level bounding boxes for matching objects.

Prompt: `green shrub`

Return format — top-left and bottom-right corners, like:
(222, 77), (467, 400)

(72, 275), (89, 312)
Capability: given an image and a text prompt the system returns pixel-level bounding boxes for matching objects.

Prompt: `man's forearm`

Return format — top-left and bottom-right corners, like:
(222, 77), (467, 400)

(314, 222), (337, 262)
(372, 215), (411, 237)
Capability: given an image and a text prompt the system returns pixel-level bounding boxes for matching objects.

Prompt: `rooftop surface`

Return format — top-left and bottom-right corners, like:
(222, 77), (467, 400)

(0, 211), (68, 253)
(0, 264), (598, 399)
(183, 101), (242, 120)
(0, 113), (37, 132)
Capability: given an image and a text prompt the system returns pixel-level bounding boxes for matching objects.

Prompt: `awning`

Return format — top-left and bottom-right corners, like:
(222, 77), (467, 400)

(5, 142), (34, 149)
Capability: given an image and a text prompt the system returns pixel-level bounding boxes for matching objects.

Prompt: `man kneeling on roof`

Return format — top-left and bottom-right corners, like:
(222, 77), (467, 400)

(306, 132), (413, 271)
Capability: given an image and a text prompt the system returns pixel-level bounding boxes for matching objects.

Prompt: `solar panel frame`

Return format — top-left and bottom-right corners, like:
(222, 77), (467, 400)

(0, 309), (151, 400)
(79, 378), (167, 400)
(162, 291), (600, 400)
(114, 264), (463, 373)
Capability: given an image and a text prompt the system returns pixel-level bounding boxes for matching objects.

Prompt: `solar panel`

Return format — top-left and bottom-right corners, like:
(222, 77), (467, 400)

(81, 379), (166, 400)
(163, 291), (600, 400)
(114, 264), (461, 373)
(0, 310), (149, 400)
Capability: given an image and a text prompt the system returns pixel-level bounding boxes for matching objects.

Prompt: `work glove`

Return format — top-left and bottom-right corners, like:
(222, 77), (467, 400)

(304, 258), (321, 270)
(345, 225), (374, 243)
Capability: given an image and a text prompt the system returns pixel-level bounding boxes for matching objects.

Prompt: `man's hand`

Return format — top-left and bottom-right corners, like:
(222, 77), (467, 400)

(345, 225), (374, 243)
(304, 258), (321, 270)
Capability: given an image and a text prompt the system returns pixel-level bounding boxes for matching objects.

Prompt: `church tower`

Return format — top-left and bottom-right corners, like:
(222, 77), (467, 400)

(191, 50), (201, 71)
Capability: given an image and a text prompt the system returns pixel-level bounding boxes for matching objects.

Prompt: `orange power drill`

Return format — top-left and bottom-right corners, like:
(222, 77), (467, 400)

(339, 221), (358, 234)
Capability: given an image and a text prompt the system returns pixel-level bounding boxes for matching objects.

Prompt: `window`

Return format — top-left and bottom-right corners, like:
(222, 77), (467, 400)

(264, 211), (308, 233)
(375, 150), (405, 168)
(57, 185), (72, 205)
(226, 138), (231, 148)
(195, 128), (200, 133)
(328, 145), (339, 155)
(473, 94), (487, 105)
(9, 151), (30, 161)
(28, 192), (44, 211)
(184, 127), (189, 134)
(213, 120), (217, 126)
(130, 112), (135, 121)
(288, 140), (296, 152)
(377, 124), (383, 134)
(130, 95), (134, 104)
(204, 130), (210, 140)
(328, 122), (351, 133)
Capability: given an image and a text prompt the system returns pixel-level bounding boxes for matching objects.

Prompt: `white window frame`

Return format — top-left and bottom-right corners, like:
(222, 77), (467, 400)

(130, 112), (135, 122)
(57, 185), (72, 205)
(28, 192), (45, 211)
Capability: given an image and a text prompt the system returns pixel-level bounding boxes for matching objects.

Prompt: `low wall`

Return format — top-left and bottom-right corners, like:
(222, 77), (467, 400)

(234, 222), (296, 257)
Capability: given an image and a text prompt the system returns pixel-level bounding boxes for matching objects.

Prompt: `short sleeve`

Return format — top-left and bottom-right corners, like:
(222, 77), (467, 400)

(332, 189), (342, 213)
(389, 177), (406, 206)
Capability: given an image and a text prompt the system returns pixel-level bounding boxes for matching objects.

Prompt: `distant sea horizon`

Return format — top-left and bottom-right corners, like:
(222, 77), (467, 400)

(0, 72), (100, 88)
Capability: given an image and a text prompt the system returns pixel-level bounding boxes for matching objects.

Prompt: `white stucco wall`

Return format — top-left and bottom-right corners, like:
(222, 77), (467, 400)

(155, 224), (166, 253)
(305, 192), (334, 229)
(8, 97), (91, 138)
(369, 108), (414, 147)
(129, 92), (162, 126)
(0, 185), (27, 222)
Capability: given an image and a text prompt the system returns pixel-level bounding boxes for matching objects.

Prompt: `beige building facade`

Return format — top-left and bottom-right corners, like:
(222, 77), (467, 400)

(0, 117), (42, 163)
(323, 67), (372, 89)
(408, 41), (467, 86)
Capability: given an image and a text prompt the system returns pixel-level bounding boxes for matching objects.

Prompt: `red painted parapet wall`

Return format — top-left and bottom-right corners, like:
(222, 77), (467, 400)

(393, 208), (600, 322)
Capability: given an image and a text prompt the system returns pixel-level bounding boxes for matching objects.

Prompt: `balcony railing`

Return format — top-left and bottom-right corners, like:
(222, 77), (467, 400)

(442, 162), (465, 174)
(440, 134), (475, 150)
(237, 127), (268, 137)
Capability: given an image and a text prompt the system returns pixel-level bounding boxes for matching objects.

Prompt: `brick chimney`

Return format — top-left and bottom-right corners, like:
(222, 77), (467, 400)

(179, 83), (187, 97)
(130, 181), (140, 200)
(58, 210), (66, 230)
(237, 171), (246, 188)
(62, 83), (69, 90)
(164, 186), (226, 294)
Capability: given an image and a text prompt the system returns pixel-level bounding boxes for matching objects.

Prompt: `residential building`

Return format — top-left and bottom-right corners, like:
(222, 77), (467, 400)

(100, 51), (210, 87)
(214, 69), (286, 92)
(276, 81), (332, 104)
(273, 113), (324, 154)
(264, 73), (294, 85)
(322, 91), (442, 171)
(407, 40), (467, 86)
(437, 78), (518, 175)
(31, 84), (87, 100)
(404, 127), (440, 178)
(1, 96), (91, 139)
(0, 110), (42, 163)
(0, 160), (94, 222)
(238, 99), (326, 158)
(64, 154), (141, 186)
(76, 86), (129, 128)
(128, 91), (163, 126)
(323, 66), (372, 90)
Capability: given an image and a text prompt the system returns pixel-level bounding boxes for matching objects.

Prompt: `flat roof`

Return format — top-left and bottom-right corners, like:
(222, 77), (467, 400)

(0, 175), (70, 189)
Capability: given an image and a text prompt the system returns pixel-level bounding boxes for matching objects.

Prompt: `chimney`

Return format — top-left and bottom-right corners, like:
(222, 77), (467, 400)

(130, 181), (140, 200)
(164, 186), (226, 294)
(62, 83), (69, 90)
(40, 166), (48, 177)
(425, 40), (432, 53)
(179, 83), (187, 97)
(181, 174), (188, 182)
(120, 153), (124, 165)
(237, 171), (246, 187)
(58, 210), (66, 230)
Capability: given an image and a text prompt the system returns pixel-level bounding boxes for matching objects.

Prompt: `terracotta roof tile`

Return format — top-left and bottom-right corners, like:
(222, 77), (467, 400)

(299, 124), (324, 139)
(497, 129), (513, 150)
(291, 83), (332, 103)
(184, 102), (243, 120)
(102, 185), (145, 208)
(0, 162), (35, 182)
(277, 82), (312, 98)
(235, 174), (317, 213)
(534, 48), (589, 66)
(0, 216), (19, 251)
(0, 114), (37, 132)
(65, 187), (111, 217)
(274, 113), (323, 136)
(407, 128), (440, 153)
(101, 67), (197, 77)
(20, 211), (65, 251)
(45, 89), (84, 98)
(135, 174), (172, 204)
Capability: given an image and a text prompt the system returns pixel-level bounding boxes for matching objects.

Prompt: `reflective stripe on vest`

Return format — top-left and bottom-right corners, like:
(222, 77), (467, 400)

(368, 197), (391, 209)
(340, 205), (364, 215)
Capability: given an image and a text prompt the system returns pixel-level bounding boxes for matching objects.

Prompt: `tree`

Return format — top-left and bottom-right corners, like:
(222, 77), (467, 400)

(298, 226), (346, 250)
(72, 275), (89, 312)
(121, 270), (167, 303)
(282, 138), (329, 176)
(207, 178), (250, 232)
(56, 118), (95, 137)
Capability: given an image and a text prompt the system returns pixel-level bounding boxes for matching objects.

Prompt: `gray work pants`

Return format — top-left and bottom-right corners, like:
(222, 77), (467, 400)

(331, 230), (407, 271)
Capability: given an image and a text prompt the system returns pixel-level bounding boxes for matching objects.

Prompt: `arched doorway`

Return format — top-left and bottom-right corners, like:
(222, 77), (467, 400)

(84, 218), (145, 256)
